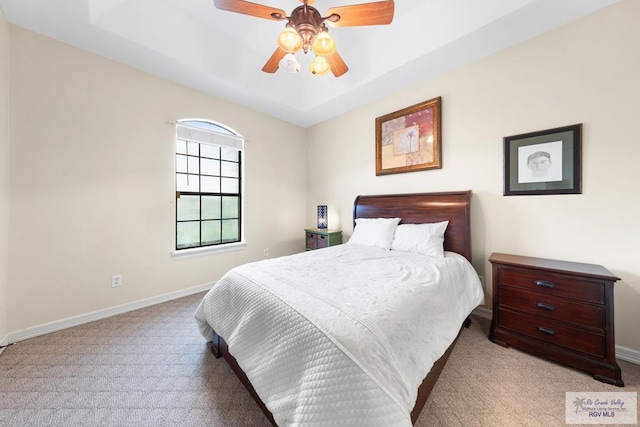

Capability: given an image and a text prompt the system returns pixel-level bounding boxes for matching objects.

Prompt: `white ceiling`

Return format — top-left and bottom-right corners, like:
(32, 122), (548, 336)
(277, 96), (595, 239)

(0, 0), (620, 127)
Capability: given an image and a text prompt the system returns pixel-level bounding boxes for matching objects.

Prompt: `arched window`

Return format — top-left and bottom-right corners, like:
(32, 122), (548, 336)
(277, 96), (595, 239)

(173, 119), (244, 258)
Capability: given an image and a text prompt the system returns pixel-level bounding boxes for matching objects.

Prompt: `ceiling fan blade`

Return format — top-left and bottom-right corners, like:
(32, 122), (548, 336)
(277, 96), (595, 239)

(326, 51), (349, 77)
(262, 47), (287, 73)
(213, 0), (287, 21)
(326, 1), (395, 27)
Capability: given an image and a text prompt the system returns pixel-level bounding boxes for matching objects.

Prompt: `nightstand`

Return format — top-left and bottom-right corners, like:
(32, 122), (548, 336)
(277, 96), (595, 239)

(305, 228), (342, 251)
(488, 252), (623, 386)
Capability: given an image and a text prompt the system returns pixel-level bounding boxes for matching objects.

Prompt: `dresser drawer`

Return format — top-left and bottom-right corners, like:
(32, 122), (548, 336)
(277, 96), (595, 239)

(500, 287), (605, 330)
(499, 268), (604, 304)
(499, 308), (605, 358)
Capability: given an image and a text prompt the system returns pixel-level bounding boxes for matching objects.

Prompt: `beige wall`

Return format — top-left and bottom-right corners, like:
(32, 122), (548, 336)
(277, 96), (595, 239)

(0, 10), (9, 344)
(7, 26), (307, 332)
(4, 1), (640, 357)
(307, 0), (640, 352)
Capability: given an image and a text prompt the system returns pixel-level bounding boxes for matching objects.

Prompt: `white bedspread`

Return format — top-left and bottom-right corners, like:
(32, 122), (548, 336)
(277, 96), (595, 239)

(195, 244), (484, 426)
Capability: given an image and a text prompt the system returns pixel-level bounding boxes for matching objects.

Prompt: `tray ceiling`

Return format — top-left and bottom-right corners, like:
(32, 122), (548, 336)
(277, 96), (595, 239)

(0, 0), (620, 127)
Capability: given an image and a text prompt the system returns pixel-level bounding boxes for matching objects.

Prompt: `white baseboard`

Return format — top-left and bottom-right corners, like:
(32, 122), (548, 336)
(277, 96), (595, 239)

(471, 306), (640, 365)
(616, 345), (640, 365)
(5, 282), (215, 345)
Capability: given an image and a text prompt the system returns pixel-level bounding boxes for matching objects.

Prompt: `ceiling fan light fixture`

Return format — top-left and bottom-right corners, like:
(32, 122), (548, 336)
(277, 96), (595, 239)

(277, 26), (303, 53)
(213, 0), (396, 77)
(311, 29), (337, 56)
(279, 53), (301, 73)
(309, 55), (330, 76)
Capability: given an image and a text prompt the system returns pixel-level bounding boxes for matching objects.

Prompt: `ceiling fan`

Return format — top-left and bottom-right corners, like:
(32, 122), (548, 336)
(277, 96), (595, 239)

(213, 0), (395, 77)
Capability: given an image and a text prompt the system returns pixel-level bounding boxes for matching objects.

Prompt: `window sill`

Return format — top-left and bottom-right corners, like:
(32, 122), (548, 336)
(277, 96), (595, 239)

(171, 242), (247, 260)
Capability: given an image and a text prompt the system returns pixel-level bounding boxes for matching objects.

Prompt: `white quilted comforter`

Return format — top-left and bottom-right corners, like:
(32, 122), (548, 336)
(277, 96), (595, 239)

(195, 244), (484, 426)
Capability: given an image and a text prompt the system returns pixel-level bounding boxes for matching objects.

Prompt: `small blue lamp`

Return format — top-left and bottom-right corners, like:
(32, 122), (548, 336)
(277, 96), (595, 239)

(317, 205), (328, 229)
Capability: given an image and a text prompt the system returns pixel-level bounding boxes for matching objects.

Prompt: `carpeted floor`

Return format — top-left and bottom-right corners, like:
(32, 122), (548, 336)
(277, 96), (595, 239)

(0, 292), (638, 426)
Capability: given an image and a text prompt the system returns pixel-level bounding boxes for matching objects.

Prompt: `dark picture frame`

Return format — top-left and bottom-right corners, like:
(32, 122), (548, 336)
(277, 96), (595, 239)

(504, 124), (582, 196)
(375, 97), (442, 176)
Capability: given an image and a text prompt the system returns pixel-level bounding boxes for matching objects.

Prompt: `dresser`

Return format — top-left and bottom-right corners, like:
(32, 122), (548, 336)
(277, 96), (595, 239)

(304, 228), (342, 251)
(488, 253), (623, 386)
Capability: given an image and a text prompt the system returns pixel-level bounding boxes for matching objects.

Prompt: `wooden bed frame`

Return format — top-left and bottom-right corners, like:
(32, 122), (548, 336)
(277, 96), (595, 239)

(210, 190), (474, 425)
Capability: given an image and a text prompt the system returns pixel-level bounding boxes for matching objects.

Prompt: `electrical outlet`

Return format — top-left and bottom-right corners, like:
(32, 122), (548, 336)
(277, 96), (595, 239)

(263, 248), (269, 257)
(111, 274), (123, 288)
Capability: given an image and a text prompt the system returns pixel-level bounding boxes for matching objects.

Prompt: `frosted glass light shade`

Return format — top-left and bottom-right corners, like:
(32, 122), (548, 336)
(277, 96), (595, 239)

(311, 31), (336, 56)
(279, 53), (301, 73)
(277, 27), (303, 53)
(309, 56), (330, 76)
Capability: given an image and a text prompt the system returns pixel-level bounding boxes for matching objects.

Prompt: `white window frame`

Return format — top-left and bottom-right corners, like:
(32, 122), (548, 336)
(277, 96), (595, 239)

(171, 120), (247, 260)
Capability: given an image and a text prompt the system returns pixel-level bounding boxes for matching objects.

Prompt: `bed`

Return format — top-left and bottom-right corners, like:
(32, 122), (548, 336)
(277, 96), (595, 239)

(195, 191), (484, 426)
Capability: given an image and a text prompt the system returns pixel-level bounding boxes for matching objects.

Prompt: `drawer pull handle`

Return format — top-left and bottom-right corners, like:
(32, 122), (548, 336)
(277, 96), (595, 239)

(535, 280), (556, 289)
(536, 302), (556, 311)
(537, 326), (556, 336)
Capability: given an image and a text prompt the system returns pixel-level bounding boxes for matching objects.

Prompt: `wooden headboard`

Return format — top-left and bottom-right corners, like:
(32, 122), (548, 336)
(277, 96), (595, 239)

(353, 191), (473, 261)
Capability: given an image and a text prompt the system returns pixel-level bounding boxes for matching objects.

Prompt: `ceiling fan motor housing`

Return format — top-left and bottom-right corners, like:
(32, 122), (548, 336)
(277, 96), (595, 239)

(290, 5), (325, 53)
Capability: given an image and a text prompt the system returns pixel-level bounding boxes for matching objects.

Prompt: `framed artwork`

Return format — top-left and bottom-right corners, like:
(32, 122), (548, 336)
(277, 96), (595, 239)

(375, 96), (442, 176)
(504, 124), (582, 196)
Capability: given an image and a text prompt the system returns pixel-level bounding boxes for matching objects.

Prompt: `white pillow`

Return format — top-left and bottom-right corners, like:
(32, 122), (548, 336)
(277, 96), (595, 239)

(391, 221), (449, 258)
(347, 217), (401, 250)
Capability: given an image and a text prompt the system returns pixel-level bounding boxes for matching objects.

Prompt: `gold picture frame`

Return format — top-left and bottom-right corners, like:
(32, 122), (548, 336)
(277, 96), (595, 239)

(375, 96), (442, 176)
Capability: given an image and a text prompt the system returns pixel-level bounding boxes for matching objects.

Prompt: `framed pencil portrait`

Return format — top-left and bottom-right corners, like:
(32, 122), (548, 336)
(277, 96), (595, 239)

(503, 124), (582, 196)
(375, 97), (442, 176)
